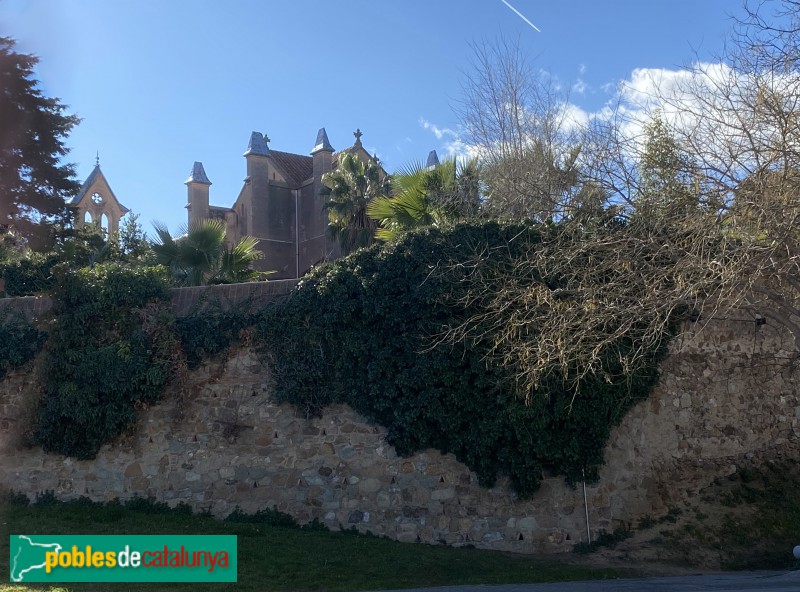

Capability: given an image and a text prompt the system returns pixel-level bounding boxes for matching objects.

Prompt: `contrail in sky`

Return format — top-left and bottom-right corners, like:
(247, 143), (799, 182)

(500, 0), (541, 32)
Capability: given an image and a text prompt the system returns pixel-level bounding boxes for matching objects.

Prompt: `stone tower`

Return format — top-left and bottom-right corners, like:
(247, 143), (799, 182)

(185, 161), (211, 227)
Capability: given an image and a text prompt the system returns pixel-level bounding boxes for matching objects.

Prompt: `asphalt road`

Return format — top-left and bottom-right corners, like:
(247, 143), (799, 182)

(373, 571), (800, 592)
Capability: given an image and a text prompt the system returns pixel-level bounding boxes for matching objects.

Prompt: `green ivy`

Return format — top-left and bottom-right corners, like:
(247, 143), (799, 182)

(0, 314), (47, 378)
(258, 222), (673, 497)
(34, 264), (174, 459)
(174, 301), (258, 368)
(1, 253), (60, 296)
(12, 221), (674, 498)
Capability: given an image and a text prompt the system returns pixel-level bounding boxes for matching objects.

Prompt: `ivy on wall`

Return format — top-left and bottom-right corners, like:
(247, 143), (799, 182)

(34, 264), (174, 459)
(0, 315), (46, 378)
(174, 302), (258, 368)
(258, 222), (675, 498)
(4, 223), (675, 498)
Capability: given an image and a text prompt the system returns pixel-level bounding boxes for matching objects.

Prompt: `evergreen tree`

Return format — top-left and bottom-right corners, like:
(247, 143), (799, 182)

(0, 37), (80, 251)
(634, 115), (700, 233)
(322, 153), (390, 254)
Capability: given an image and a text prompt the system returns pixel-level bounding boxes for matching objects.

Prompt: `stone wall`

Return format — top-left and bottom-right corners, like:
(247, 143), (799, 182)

(169, 279), (299, 316)
(0, 313), (798, 553)
(0, 295), (53, 322)
(0, 279), (300, 321)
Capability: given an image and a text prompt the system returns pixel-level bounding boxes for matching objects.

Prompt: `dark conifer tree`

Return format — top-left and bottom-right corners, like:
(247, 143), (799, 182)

(0, 37), (80, 251)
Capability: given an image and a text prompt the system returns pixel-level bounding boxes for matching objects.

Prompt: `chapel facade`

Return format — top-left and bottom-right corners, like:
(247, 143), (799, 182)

(69, 159), (129, 237)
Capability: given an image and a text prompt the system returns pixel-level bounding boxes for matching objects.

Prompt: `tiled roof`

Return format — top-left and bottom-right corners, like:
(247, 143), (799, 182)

(270, 150), (313, 187)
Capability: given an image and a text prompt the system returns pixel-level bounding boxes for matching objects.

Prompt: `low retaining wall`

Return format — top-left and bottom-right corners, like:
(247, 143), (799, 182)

(0, 279), (300, 321)
(0, 314), (798, 553)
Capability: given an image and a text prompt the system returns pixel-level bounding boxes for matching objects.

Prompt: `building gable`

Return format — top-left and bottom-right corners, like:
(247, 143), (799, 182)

(70, 164), (129, 236)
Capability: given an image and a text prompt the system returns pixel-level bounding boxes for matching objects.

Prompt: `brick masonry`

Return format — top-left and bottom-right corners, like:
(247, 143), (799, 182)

(0, 312), (798, 553)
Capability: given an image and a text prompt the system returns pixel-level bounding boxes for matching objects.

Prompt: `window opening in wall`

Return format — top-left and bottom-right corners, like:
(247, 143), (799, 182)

(101, 213), (110, 234)
(84, 211), (93, 224)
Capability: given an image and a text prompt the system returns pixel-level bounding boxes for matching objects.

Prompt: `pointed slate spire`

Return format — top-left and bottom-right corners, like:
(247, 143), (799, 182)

(185, 161), (211, 185)
(311, 127), (334, 153)
(425, 150), (440, 168)
(243, 131), (270, 157)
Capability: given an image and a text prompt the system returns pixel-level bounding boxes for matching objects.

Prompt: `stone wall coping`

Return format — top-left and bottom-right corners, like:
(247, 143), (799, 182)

(0, 279), (301, 322)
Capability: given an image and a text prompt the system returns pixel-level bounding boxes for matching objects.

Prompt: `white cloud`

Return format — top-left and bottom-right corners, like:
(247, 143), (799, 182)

(418, 117), (458, 140)
(422, 61), (799, 176)
(572, 78), (587, 95)
(419, 116), (481, 162)
(559, 102), (590, 133)
(609, 63), (742, 150)
(441, 137), (483, 162)
(583, 61), (800, 182)
(600, 81), (615, 94)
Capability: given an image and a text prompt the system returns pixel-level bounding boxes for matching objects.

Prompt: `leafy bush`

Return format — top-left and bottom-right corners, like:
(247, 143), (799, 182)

(2, 253), (60, 296)
(0, 314), (47, 377)
(1, 225), (115, 296)
(34, 490), (58, 506)
(34, 264), (174, 459)
(123, 495), (193, 515)
(259, 222), (673, 497)
(225, 506), (298, 528)
(3, 490), (31, 506)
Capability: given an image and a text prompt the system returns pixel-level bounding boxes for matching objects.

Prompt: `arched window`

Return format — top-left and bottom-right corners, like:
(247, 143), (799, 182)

(101, 213), (110, 234)
(84, 210), (93, 224)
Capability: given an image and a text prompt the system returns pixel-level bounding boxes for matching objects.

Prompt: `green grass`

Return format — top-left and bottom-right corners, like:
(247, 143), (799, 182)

(0, 496), (618, 592)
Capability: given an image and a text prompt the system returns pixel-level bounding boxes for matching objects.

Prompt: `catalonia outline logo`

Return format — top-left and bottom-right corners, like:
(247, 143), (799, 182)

(9, 534), (237, 583)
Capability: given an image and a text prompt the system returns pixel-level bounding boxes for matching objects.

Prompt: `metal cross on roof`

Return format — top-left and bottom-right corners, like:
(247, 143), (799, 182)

(353, 128), (363, 144)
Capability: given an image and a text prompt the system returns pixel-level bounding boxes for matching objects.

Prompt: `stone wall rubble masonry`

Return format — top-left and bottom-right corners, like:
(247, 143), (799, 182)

(0, 278), (300, 321)
(0, 313), (797, 553)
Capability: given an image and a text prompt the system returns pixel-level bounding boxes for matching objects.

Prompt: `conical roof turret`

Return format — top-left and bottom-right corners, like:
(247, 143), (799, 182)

(244, 131), (270, 157)
(311, 127), (334, 153)
(185, 161), (211, 185)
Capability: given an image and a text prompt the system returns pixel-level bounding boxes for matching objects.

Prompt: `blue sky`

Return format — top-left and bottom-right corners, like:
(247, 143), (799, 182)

(3, 0), (748, 235)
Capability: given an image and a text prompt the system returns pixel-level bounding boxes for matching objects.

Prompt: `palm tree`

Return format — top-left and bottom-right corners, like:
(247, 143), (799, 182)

(367, 158), (481, 241)
(322, 152), (390, 254)
(151, 219), (264, 286)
